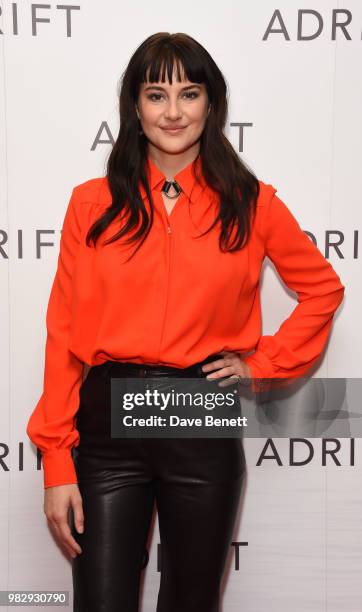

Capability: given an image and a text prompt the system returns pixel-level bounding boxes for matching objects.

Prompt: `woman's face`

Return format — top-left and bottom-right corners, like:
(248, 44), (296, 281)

(136, 67), (210, 155)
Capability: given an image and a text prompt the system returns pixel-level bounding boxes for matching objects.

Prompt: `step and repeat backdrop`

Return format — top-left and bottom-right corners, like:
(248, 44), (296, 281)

(1, 1), (361, 610)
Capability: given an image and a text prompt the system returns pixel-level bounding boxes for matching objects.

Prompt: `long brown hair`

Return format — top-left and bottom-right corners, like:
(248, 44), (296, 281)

(86, 32), (260, 260)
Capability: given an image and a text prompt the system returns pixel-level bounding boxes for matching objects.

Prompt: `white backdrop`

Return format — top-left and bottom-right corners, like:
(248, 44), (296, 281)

(1, 1), (361, 610)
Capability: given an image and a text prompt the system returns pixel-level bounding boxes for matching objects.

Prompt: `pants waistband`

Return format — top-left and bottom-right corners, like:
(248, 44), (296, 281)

(98, 353), (225, 379)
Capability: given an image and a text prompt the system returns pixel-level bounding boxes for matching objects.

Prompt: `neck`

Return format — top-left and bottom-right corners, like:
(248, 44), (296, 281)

(147, 143), (200, 180)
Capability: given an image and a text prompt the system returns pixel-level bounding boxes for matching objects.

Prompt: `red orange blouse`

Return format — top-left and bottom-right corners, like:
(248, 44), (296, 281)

(26, 155), (345, 488)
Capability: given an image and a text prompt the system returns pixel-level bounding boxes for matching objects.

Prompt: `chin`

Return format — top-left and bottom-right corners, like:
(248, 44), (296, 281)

(157, 140), (191, 153)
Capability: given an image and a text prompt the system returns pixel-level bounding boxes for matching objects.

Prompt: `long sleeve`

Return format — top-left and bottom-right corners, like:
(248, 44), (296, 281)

(243, 190), (345, 392)
(26, 187), (84, 488)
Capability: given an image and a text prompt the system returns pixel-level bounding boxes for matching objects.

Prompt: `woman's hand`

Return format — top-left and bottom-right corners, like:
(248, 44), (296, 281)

(44, 484), (84, 559)
(201, 350), (252, 387)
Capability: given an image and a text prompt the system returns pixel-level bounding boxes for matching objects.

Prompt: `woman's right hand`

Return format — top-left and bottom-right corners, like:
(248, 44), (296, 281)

(44, 484), (84, 559)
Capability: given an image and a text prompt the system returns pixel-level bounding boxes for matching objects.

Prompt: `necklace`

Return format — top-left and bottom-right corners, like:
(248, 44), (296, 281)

(161, 179), (182, 199)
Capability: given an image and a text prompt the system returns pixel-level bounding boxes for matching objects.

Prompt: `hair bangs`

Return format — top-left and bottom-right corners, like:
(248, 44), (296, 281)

(139, 44), (207, 87)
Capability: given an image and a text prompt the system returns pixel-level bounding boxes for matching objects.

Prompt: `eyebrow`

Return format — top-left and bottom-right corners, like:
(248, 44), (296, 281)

(143, 84), (201, 92)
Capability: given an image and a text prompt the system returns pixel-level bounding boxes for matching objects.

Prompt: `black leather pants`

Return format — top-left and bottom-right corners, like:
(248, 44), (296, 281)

(70, 354), (246, 612)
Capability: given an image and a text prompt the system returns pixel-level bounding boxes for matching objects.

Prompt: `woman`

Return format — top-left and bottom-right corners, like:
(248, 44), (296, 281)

(26, 32), (345, 611)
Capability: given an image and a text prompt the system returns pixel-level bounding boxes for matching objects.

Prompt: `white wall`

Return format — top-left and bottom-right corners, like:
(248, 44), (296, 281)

(1, 1), (360, 610)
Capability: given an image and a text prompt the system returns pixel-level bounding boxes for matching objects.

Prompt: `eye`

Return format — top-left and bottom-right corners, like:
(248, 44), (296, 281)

(183, 91), (199, 99)
(147, 93), (163, 101)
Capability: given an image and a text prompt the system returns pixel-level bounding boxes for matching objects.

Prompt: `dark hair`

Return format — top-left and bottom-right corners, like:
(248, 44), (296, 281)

(86, 32), (260, 260)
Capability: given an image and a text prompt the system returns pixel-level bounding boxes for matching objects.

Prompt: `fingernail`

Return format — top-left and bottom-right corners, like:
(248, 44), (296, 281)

(78, 526), (84, 533)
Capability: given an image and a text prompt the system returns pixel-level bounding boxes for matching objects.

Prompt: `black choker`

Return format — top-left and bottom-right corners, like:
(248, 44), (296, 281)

(161, 179), (182, 199)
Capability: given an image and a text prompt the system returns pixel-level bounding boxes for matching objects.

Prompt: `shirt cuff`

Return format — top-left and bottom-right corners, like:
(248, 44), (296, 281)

(41, 448), (78, 489)
(242, 348), (274, 393)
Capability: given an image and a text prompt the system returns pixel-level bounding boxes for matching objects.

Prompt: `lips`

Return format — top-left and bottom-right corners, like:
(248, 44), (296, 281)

(161, 126), (187, 132)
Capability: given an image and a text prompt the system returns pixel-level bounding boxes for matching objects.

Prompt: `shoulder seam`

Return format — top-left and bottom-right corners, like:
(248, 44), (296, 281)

(72, 177), (110, 206)
(257, 180), (277, 207)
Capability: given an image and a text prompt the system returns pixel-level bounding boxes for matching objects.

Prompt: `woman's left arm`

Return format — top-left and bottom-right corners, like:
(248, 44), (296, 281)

(243, 189), (345, 391)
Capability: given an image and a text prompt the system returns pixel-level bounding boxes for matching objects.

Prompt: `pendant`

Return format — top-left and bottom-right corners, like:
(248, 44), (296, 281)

(161, 180), (182, 199)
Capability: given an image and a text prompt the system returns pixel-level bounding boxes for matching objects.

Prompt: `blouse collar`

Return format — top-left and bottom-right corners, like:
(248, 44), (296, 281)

(99, 153), (215, 206)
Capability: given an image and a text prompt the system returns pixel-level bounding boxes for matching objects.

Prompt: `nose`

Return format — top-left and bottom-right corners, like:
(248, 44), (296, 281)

(164, 97), (182, 119)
